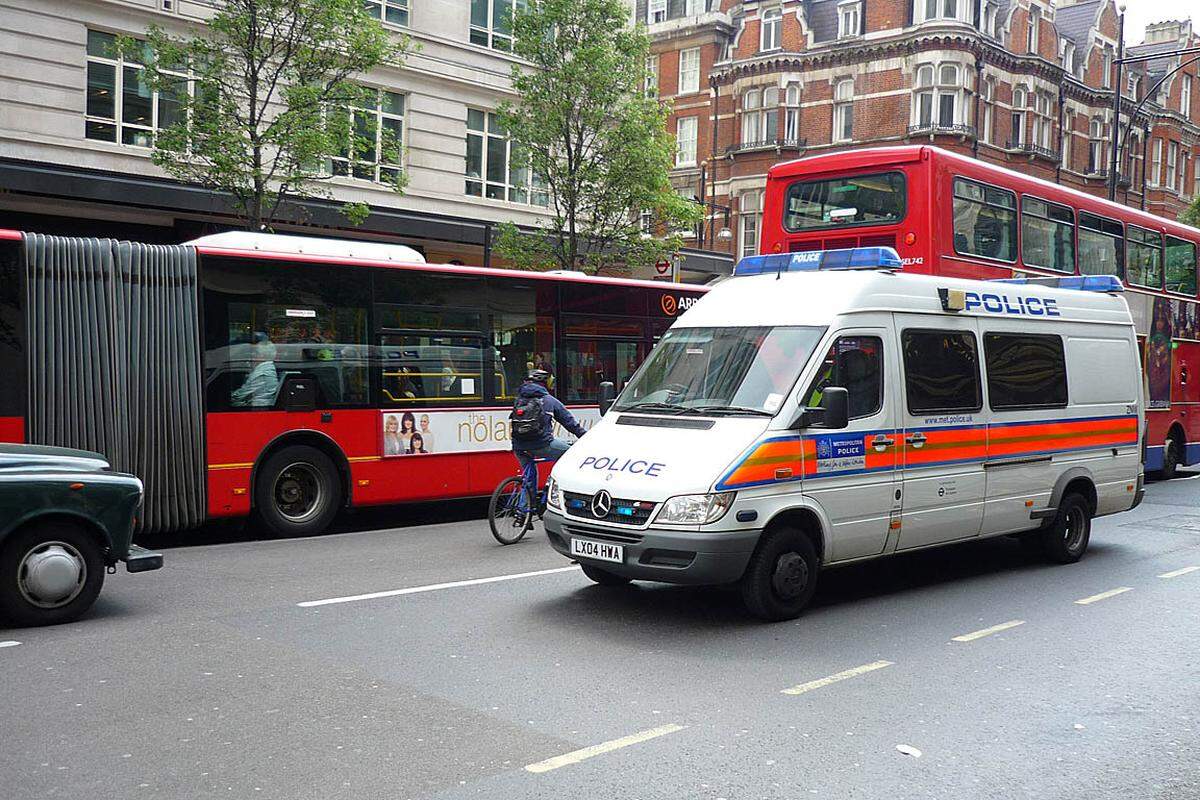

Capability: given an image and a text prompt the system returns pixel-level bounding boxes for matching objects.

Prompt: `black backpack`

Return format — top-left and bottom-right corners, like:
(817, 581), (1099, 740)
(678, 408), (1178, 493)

(510, 394), (548, 438)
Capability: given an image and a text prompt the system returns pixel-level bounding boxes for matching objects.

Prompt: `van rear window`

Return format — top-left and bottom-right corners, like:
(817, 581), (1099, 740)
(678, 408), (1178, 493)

(782, 172), (906, 232)
(983, 333), (1068, 410)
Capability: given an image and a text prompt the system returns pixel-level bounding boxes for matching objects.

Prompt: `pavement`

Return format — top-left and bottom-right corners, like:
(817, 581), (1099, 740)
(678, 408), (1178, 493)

(3, 477), (1200, 800)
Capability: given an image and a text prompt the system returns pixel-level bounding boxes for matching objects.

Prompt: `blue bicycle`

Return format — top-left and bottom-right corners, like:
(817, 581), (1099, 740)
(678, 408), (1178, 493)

(488, 457), (548, 545)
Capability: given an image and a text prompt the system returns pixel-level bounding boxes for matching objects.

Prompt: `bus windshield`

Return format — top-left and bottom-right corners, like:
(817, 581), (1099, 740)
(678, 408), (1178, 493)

(783, 171), (906, 232)
(615, 326), (824, 416)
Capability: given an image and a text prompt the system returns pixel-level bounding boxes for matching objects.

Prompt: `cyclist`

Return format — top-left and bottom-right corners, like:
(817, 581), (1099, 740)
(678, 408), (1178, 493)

(510, 369), (588, 513)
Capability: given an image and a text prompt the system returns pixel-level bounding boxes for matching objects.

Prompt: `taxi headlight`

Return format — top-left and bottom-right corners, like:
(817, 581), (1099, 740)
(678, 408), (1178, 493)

(546, 476), (562, 510)
(656, 492), (736, 525)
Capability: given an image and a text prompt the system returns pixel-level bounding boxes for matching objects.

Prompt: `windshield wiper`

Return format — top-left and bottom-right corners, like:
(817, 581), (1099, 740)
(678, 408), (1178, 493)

(618, 401), (694, 415)
(689, 405), (775, 417)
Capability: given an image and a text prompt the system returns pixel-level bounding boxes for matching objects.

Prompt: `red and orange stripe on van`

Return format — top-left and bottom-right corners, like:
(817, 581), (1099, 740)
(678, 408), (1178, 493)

(716, 415), (1138, 491)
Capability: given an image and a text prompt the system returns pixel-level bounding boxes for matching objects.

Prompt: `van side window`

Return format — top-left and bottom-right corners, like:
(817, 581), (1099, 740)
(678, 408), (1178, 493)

(952, 178), (1016, 262)
(983, 333), (1068, 410)
(901, 329), (982, 413)
(802, 335), (884, 419)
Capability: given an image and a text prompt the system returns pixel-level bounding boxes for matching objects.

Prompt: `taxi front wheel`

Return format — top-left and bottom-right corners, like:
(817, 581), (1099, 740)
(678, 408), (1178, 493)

(740, 527), (819, 622)
(0, 521), (106, 627)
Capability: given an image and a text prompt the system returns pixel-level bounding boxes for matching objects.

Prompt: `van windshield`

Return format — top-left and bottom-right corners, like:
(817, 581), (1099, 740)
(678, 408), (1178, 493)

(615, 326), (824, 416)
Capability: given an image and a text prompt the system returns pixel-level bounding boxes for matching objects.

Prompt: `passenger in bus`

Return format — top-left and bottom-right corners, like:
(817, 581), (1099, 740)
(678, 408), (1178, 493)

(383, 415), (403, 456)
(407, 433), (430, 455)
(231, 332), (279, 408)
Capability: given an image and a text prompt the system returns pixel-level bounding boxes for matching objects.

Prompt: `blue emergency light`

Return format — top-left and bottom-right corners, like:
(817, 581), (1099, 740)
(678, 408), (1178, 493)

(733, 246), (902, 277)
(994, 275), (1124, 293)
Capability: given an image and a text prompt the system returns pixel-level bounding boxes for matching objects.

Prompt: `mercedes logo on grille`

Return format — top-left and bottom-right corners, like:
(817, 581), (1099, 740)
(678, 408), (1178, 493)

(591, 490), (612, 518)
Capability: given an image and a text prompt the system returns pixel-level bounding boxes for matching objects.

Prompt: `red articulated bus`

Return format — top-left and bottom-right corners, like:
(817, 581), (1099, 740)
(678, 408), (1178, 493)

(761, 145), (1200, 478)
(0, 230), (706, 536)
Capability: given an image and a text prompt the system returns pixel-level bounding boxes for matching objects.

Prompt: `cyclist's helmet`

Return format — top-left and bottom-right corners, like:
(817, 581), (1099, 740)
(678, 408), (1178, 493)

(526, 369), (552, 385)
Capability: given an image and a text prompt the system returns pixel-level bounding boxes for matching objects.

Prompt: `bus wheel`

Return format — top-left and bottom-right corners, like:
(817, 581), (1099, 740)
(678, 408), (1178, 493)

(739, 527), (819, 622)
(255, 445), (341, 538)
(0, 521), (105, 627)
(1039, 492), (1092, 564)
(1160, 435), (1180, 480)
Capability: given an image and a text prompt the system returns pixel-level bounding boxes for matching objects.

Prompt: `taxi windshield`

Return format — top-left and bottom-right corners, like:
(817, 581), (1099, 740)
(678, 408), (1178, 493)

(614, 326), (824, 416)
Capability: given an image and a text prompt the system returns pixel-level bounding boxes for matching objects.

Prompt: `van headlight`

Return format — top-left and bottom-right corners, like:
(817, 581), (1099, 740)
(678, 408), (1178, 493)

(546, 476), (562, 510)
(655, 492), (735, 525)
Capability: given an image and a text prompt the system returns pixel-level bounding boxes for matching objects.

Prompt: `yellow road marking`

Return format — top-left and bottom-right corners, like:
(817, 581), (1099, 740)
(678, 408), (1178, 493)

(524, 723), (686, 774)
(951, 620), (1026, 642)
(1075, 587), (1133, 605)
(1158, 566), (1200, 579)
(781, 660), (894, 696)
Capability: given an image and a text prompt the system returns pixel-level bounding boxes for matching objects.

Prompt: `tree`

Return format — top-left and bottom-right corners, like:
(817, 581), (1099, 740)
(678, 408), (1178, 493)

(1183, 196), (1200, 229)
(132, 0), (410, 230)
(494, 0), (701, 273)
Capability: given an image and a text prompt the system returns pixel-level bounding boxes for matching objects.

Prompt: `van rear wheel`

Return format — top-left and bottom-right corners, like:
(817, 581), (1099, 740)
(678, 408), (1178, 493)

(1039, 492), (1092, 564)
(740, 527), (819, 622)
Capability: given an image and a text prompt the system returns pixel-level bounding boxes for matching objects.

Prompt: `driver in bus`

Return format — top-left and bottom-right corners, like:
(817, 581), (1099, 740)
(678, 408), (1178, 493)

(231, 332), (280, 408)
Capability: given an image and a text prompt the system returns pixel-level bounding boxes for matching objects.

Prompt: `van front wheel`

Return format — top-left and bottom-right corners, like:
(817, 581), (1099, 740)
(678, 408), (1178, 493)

(740, 528), (819, 622)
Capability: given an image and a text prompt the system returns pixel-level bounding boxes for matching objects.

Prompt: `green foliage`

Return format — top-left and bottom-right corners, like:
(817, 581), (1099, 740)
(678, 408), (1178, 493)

(495, 0), (701, 273)
(1182, 196), (1200, 229)
(130, 0), (410, 230)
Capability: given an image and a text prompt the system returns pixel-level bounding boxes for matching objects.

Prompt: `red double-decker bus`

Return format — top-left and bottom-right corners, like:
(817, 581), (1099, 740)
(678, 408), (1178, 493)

(760, 145), (1200, 478)
(0, 230), (705, 536)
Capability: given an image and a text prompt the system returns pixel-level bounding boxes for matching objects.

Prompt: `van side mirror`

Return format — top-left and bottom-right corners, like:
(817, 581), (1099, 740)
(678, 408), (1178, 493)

(598, 381), (616, 416)
(819, 387), (849, 430)
(788, 386), (849, 430)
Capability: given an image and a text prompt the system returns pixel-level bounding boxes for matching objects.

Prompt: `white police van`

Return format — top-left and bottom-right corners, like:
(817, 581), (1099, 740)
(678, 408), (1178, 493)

(543, 247), (1144, 621)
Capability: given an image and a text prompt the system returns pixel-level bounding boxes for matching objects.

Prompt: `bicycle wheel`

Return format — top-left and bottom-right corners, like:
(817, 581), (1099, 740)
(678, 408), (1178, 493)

(489, 476), (532, 545)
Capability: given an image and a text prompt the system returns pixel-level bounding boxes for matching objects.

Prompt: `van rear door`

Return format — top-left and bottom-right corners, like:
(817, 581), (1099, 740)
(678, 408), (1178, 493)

(894, 318), (987, 548)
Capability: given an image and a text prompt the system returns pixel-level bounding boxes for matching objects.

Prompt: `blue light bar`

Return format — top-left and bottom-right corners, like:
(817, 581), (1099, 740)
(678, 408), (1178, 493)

(994, 275), (1124, 293)
(733, 246), (902, 277)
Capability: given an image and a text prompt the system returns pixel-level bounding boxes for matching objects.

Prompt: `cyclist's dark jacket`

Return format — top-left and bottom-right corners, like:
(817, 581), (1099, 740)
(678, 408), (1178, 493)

(512, 382), (587, 450)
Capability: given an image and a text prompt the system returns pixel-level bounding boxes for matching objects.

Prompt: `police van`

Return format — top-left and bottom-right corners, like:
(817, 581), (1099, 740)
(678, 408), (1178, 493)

(543, 247), (1144, 621)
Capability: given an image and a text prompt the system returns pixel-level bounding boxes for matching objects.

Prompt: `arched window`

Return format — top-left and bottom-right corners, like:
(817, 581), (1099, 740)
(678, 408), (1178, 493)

(981, 77), (995, 143)
(913, 62), (964, 129)
(833, 79), (854, 141)
(1088, 117), (1105, 173)
(784, 84), (802, 141)
(1011, 86), (1028, 146)
(761, 7), (782, 51)
(741, 89), (762, 144)
(1031, 91), (1053, 149)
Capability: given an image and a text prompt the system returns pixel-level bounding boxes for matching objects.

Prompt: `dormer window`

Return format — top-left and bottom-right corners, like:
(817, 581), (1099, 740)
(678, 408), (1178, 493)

(1028, 6), (1040, 53)
(648, 0), (666, 24)
(918, 0), (966, 23)
(761, 7), (783, 51)
(837, 0), (862, 38)
(1062, 42), (1076, 74)
(980, 0), (999, 37)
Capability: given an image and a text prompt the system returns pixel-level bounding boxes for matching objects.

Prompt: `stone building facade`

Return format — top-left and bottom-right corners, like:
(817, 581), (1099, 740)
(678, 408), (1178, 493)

(642, 0), (1200, 259)
(0, 0), (730, 279)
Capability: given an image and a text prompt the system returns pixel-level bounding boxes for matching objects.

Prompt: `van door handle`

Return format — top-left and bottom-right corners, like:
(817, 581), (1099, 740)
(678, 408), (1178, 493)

(871, 435), (894, 450)
(905, 432), (927, 448)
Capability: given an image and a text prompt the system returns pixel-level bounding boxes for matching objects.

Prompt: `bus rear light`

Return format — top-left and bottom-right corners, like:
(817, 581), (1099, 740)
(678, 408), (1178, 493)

(904, 232), (917, 246)
(772, 242), (783, 253)
(233, 488), (247, 496)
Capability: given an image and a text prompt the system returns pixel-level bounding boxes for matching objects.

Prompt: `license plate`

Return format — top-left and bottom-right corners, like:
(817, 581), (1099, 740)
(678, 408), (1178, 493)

(570, 537), (624, 564)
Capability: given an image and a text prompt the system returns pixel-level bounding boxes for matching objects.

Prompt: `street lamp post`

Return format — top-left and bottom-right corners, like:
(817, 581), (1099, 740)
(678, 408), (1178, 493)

(697, 160), (733, 250)
(1107, 6), (1125, 201)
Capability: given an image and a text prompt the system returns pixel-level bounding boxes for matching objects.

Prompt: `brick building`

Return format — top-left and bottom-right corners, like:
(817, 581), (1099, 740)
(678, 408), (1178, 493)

(641, 0), (1200, 259)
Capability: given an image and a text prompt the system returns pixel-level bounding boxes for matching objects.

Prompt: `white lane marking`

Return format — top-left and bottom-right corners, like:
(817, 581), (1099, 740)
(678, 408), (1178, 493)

(1075, 587), (1133, 605)
(781, 660), (894, 696)
(951, 620), (1026, 642)
(0, 641), (21, 649)
(1158, 565), (1200, 579)
(524, 723), (686, 774)
(297, 565), (580, 607)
